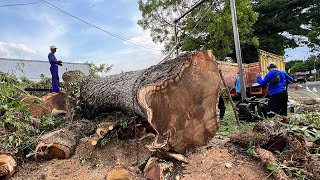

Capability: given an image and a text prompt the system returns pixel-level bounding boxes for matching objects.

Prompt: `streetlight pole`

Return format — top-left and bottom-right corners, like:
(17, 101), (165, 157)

(314, 58), (317, 81)
(230, 0), (246, 101)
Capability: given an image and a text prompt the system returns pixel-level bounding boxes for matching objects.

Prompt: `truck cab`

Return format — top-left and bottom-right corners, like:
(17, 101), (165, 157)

(293, 72), (307, 83)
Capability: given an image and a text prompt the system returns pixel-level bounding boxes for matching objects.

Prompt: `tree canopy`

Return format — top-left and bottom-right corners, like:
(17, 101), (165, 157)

(253, 0), (320, 55)
(138, 0), (320, 61)
(138, 0), (259, 61)
(285, 55), (320, 74)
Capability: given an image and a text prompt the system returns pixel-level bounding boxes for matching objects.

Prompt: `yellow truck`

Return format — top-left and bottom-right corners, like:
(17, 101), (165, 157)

(218, 49), (286, 97)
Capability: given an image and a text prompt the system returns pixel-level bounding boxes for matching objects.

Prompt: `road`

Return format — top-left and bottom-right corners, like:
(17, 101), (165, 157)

(288, 81), (320, 99)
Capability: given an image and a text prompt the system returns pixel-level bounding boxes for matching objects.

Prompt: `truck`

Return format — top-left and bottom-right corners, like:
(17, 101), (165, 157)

(293, 72), (307, 83)
(218, 49), (286, 98)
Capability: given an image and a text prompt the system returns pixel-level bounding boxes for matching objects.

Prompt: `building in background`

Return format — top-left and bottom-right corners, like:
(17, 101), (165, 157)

(0, 58), (90, 81)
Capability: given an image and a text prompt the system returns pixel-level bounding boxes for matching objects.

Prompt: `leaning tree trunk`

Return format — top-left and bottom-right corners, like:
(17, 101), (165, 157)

(65, 51), (223, 153)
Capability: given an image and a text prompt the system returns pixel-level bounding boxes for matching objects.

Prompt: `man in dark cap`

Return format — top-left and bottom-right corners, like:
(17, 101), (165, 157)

(257, 62), (294, 117)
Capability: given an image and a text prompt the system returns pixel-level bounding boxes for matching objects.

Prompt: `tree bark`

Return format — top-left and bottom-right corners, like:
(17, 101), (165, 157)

(34, 119), (95, 161)
(67, 51), (223, 153)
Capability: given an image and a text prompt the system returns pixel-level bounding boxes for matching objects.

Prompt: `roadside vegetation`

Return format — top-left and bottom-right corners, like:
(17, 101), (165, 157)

(0, 72), (63, 160)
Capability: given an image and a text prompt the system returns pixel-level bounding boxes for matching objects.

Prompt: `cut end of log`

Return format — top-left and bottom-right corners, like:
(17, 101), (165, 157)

(21, 93), (67, 117)
(96, 128), (108, 137)
(91, 139), (98, 146)
(34, 142), (70, 161)
(106, 167), (133, 180)
(138, 51), (222, 153)
(108, 126), (114, 131)
(0, 153), (17, 179)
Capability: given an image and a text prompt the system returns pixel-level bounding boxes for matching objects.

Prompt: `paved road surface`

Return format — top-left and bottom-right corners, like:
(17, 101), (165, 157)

(288, 81), (320, 99)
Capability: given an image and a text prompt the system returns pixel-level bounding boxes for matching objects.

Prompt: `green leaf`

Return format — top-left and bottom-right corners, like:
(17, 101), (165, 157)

(8, 135), (14, 143)
(266, 163), (279, 173)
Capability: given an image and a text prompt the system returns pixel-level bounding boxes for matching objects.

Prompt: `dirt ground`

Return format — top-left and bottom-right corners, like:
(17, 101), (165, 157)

(10, 137), (271, 180)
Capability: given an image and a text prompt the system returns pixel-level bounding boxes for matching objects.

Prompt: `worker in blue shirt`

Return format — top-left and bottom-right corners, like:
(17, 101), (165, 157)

(257, 62), (294, 117)
(235, 72), (241, 97)
(48, 46), (62, 93)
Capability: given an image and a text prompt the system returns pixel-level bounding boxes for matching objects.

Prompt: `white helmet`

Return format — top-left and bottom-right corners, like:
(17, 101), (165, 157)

(50, 45), (57, 49)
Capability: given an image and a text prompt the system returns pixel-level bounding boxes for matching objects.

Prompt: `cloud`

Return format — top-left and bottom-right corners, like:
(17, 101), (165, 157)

(285, 46), (315, 61)
(0, 42), (37, 59)
(0, 7), (72, 60)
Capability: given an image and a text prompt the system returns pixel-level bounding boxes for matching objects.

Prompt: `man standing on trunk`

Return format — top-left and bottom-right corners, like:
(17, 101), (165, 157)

(257, 62), (293, 117)
(48, 46), (62, 93)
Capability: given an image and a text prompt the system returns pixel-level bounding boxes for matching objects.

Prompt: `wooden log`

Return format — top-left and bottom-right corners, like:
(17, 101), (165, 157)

(34, 119), (95, 161)
(143, 157), (174, 180)
(0, 153), (17, 179)
(96, 122), (116, 137)
(20, 93), (66, 117)
(106, 167), (133, 180)
(65, 51), (222, 153)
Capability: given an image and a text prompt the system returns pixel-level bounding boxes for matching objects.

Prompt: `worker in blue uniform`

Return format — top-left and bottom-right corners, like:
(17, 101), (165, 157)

(48, 45), (62, 93)
(257, 62), (294, 117)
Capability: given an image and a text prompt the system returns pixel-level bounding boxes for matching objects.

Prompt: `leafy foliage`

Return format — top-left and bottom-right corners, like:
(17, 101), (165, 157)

(85, 61), (113, 77)
(138, 0), (259, 61)
(285, 54), (320, 74)
(0, 72), (62, 158)
(266, 162), (279, 173)
(253, 0), (320, 55)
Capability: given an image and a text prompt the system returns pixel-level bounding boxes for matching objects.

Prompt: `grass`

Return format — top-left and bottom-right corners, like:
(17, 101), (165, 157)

(217, 102), (254, 137)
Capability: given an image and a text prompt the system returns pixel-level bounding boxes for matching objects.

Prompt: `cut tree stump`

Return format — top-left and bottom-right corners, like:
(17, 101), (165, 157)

(34, 119), (95, 161)
(66, 51), (222, 153)
(0, 153), (17, 179)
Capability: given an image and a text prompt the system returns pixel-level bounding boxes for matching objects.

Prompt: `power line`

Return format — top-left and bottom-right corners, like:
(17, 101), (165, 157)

(40, 0), (163, 51)
(0, 0), (40, 7)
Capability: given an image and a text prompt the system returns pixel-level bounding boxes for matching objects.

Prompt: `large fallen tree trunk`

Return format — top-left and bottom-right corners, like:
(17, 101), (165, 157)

(65, 51), (222, 153)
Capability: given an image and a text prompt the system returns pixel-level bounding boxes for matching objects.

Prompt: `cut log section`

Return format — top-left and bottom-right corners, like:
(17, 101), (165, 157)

(0, 153), (17, 179)
(106, 167), (133, 180)
(75, 51), (222, 153)
(20, 93), (67, 117)
(34, 119), (95, 161)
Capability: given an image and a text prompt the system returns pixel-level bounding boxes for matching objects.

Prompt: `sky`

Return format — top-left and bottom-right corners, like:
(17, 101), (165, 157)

(0, 0), (316, 75)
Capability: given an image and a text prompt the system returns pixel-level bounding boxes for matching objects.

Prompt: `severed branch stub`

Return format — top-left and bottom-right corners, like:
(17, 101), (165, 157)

(71, 51), (223, 154)
(91, 122), (119, 146)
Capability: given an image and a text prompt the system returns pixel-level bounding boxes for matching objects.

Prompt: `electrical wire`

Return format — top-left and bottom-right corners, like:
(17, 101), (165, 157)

(1, 0), (163, 51)
(0, 0), (40, 7)
(40, 0), (162, 51)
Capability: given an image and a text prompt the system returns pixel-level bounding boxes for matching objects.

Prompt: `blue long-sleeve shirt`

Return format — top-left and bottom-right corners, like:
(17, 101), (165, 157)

(48, 52), (59, 66)
(236, 74), (241, 93)
(257, 69), (294, 96)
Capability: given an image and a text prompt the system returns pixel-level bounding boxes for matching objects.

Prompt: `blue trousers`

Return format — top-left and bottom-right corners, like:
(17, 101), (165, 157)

(50, 66), (60, 92)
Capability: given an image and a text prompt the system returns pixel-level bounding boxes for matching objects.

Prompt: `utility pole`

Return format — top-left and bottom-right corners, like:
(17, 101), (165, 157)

(230, 0), (246, 101)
